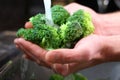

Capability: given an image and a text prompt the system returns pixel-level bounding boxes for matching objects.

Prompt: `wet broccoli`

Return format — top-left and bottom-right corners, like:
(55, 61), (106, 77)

(59, 21), (83, 48)
(49, 73), (87, 80)
(17, 24), (60, 50)
(51, 5), (70, 26)
(29, 5), (70, 28)
(29, 14), (46, 27)
(67, 9), (94, 37)
(16, 5), (94, 50)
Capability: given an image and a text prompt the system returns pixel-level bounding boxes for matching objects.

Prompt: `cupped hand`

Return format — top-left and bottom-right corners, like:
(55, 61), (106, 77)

(14, 3), (119, 76)
(44, 34), (108, 76)
(14, 33), (107, 76)
(14, 38), (53, 68)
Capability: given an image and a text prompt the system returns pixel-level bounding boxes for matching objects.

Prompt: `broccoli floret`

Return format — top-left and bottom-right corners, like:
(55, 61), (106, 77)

(51, 5), (70, 26)
(29, 14), (46, 27)
(29, 5), (70, 27)
(59, 21), (83, 48)
(67, 9), (94, 37)
(16, 5), (94, 50)
(49, 73), (87, 80)
(17, 24), (61, 50)
(49, 74), (64, 80)
(16, 28), (26, 38)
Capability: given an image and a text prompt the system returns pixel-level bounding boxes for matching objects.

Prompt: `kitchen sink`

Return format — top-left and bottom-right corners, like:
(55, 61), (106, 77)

(0, 31), (120, 80)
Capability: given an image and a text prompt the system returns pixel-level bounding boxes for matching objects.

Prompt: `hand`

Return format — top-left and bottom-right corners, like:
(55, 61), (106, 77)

(14, 3), (120, 76)
(44, 34), (109, 76)
(64, 3), (120, 36)
(14, 34), (109, 76)
(15, 22), (53, 68)
(15, 21), (108, 75)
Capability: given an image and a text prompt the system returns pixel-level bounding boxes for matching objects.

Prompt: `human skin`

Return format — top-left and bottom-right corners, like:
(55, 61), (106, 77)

(64, 3), (120, 36)
(14, 3), (120, 76)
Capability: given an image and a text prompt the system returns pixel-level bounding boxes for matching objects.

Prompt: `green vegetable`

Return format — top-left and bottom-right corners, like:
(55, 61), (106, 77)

(17, 24), (60, 50)
(51, 5), (70, 25)
(29, 13), (46, 26)
(67, 10), (94, 37)
(16, 5), (93, 80)
(16, 5), (94, 50)
(49, 74), (64, 80)
(59, 21), (83, 48)
(49, 73), (87, 80)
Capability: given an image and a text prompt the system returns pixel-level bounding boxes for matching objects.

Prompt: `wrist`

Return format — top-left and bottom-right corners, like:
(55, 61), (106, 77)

(89, 35), (110, 63)
(89, 35), (119, 63)
(102, 36), (120, 61)
(94, 13), (120, 36)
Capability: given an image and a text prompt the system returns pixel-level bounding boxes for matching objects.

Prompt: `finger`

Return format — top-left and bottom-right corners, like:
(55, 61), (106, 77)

(53, 62), (95, 76)
(15, 38), (53, 68)
(19, 43), (52, 68)
(46, 48), (90, 64)
(16, 38), (47, 61)
(15, 44), (19, 48)
(18, 42), (39, 62)
(25, 22), (33, 28)
(64, 3), (95, 15)
(22, 54), (35, 61)
(64, 3), (81, 15)
(53, 64), (69, 76)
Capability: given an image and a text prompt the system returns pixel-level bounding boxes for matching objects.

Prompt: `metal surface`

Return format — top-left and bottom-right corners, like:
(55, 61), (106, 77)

(0, 31), (54, 80)
(0, 31), (120, 80)
(0, 31), (22, 80)
(0, 31), (20, 67)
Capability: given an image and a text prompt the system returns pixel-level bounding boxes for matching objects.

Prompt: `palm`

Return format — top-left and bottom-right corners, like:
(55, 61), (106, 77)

(52, 34), (105, 75)
(16, 3), (120, 76)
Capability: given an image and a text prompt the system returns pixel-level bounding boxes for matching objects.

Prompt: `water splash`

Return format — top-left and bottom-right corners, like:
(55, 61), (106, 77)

(43, 0), (54, 26)
(21, 58), (29, 80)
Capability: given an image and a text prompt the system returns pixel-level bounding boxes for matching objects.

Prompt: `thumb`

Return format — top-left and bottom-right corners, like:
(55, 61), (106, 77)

(25, 22), (33, 28)
(45, 49), (90, 64)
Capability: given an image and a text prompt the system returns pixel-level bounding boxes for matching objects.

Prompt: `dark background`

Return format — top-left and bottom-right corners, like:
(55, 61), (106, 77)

(0, 0), (45, 31)
(0, 0), (119, 31)
(75, 0), (120, 13)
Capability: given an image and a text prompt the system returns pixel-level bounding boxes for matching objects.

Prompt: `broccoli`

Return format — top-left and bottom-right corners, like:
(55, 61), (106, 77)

(67, 10), (94, 37)
(51, 5), (70, 26)
(17, 24), (61, 50)
(49, 74), (64, 80)
(29, 5), (70, 27)
(59, 21), (83, 48)
(49, 73), (87, 80)
(16, 5), (94, 50)
(29, 14), (46, 27)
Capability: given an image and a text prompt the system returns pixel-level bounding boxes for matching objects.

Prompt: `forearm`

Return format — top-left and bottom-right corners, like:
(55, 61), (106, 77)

(95, 11), (120, 35)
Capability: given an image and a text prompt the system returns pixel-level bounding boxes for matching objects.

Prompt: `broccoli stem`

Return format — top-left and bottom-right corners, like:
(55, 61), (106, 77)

(43, 0), (54, 26)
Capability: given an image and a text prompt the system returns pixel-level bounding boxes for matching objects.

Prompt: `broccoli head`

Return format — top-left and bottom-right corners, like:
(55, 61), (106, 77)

(67, 9), (94, 37)
(49, 73), (87, 80)
(29, 14), (46, 27)
(59, 21), (83, 48)
(51, 5), (70, 26)
(16, 5), (94, 50)
(29, 5), (70, 27)
(17, 24), (61, 50)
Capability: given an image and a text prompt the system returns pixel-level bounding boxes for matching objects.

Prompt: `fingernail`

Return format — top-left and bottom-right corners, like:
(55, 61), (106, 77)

(18, 38), (24, 42)
(53, 64), (69, 76)
(46, 51), (60, 63)
(14, 38), (24, 44)
(60, 64), (69, 76)
(14, 39), (18, 43)
(15, 44), (19, 48)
